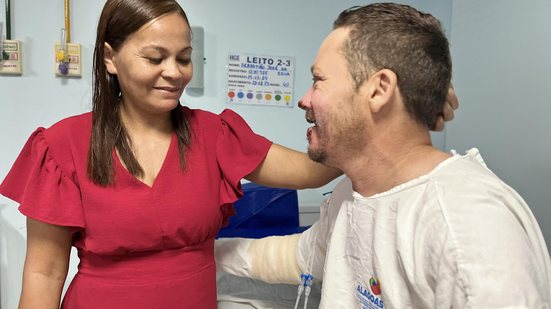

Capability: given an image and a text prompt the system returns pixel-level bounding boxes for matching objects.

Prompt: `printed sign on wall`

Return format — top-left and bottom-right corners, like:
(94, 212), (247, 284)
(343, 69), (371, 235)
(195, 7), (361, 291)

(226, 52), (295, 107)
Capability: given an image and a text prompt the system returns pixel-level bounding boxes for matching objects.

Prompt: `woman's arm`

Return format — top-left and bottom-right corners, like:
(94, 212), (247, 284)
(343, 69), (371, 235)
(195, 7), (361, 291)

(245, 143), (342, 189)
(19, 218), (73, 309)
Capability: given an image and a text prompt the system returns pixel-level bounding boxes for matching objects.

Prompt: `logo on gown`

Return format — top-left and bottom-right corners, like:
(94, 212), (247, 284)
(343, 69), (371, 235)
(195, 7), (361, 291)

(356, 278), (384, 309)
(370, 277), (381, 295)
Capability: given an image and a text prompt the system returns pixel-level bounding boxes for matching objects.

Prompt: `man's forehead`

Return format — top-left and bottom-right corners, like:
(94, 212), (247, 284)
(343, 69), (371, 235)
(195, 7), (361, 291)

(310, 28), (350, 74)
(320, 28), (349, 51)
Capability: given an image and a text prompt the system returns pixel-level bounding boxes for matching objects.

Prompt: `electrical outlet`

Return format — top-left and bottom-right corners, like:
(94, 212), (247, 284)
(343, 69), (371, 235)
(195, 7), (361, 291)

(54, 42), (82, 77)
(0, 40), (23, 75)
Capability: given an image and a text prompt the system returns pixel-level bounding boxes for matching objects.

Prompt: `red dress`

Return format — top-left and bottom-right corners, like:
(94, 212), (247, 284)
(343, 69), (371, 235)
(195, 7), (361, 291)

(0, 107), (272, 308)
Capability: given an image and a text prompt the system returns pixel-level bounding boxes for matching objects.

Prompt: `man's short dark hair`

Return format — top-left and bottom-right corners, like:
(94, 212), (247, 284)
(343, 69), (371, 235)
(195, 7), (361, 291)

(334, 3), (452, 129)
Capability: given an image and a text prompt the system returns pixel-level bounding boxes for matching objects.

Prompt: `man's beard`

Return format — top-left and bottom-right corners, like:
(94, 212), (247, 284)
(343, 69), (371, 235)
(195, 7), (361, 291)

(307, 147), (328, 164)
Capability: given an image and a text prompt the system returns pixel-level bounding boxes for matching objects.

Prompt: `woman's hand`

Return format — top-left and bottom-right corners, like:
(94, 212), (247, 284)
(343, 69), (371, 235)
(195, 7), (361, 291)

(432, 86), (459, 131)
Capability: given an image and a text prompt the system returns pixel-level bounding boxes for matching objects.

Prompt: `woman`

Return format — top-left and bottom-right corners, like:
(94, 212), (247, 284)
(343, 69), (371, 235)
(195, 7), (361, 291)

(1, 1), (339, 308)
(0, 0), (456, 308)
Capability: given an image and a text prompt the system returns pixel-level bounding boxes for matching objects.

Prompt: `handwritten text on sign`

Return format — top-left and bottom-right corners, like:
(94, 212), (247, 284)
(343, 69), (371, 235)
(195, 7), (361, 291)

(226, 53), (295, 107)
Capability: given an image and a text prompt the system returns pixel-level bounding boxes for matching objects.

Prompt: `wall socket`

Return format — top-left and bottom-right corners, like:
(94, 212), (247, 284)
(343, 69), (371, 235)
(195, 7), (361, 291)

(54, 42), (82, 77)
(0, 40), (23, 75)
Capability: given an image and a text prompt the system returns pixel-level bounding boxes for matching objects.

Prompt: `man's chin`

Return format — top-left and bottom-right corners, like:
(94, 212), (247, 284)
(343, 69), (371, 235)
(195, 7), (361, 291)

(307, 148), (328, 164)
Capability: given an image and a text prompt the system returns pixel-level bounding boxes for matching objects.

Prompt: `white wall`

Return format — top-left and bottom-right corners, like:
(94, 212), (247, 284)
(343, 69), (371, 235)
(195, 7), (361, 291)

(0, 1), (451, 308)
(448, 0), (551, 250)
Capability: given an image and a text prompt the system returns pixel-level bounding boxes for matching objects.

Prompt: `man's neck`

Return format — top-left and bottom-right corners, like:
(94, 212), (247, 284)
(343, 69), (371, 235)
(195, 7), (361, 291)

(339, 129), (450, 198)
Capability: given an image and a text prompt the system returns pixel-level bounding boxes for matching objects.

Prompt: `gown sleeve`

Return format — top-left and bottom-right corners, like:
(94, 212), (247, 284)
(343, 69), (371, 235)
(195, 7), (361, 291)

(216, 109), (272, 222)
(0, 128), (85, 229)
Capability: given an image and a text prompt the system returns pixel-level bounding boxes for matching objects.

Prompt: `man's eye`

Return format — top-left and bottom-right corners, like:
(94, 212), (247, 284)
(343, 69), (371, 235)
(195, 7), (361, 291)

(312, 76), (322, 85)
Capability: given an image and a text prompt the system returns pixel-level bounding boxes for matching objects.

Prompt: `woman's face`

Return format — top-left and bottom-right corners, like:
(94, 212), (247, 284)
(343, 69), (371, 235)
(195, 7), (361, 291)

(104, 13), (192, 116)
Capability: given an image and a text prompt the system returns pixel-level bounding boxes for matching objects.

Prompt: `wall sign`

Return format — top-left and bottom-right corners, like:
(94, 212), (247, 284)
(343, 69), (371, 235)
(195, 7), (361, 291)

(226, 52), (295, 107)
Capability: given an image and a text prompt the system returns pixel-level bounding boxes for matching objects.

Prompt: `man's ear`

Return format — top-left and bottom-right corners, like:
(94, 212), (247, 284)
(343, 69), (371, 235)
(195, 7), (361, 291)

(104, 42), (117, 75)
(362, 69), (398, 113)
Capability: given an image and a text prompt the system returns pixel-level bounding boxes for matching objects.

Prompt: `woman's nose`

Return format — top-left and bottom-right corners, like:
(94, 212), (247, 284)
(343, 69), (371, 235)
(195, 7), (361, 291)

(162, 59), (184, 80)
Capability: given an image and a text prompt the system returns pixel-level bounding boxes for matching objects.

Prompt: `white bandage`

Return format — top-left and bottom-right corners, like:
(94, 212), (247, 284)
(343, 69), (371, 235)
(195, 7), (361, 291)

(215, 234), (302, 285)
(248, 234), (302, 284)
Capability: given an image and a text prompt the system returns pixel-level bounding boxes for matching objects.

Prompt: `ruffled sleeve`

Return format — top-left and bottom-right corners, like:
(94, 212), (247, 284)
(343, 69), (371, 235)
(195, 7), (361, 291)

(216, 109), (272, 221)
(0, 128), (85, 229)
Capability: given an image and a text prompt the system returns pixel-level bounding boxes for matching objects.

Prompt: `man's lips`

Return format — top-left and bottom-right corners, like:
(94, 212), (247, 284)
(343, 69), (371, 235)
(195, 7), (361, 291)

(305, 109), (317, 142)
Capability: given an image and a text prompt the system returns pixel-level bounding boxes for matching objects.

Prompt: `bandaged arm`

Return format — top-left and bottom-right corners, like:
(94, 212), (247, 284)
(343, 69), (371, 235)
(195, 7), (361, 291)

(215, 178), (348, 285)
(215, 234), (303, 284)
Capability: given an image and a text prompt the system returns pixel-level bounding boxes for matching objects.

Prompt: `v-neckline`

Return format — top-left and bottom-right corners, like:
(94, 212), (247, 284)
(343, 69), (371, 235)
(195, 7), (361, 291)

(113, 133), (176, 189)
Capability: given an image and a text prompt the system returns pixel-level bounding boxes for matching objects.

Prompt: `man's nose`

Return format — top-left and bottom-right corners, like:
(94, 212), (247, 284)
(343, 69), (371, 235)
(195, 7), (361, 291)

(298, 87), (313, 110)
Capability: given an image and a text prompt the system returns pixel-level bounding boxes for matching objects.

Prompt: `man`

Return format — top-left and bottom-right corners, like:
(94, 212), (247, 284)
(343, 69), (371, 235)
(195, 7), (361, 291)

(216, 3), (551, 308)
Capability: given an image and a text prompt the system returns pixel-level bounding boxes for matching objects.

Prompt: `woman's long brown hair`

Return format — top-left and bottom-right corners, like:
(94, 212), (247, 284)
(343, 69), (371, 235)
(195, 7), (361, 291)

(88, 0), (192, 186)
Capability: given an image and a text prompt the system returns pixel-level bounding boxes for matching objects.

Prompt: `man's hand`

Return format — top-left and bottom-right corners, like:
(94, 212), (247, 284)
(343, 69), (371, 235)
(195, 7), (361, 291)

(432, 86), (459, 131)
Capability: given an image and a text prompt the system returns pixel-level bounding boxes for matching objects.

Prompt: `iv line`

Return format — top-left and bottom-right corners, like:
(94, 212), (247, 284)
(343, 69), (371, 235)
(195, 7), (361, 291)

(294, 196), (327, 309)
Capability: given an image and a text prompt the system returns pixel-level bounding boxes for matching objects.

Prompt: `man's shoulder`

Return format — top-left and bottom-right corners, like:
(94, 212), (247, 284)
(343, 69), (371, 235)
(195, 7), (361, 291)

(326, 177), (354, 207)
(317, 177), (354, 223)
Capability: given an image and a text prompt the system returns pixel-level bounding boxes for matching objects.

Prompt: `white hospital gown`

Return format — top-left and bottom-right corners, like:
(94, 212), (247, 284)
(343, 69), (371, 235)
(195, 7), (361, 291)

(299, 148), (551, 309)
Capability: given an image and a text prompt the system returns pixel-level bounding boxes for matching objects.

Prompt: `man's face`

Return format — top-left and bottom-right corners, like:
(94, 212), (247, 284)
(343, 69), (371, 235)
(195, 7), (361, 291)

(299, 28), (368, 166)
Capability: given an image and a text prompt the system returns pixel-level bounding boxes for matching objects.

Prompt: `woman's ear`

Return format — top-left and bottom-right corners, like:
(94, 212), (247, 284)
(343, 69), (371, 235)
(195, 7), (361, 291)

(363, 69), (398, 113)
(104, 42), (117, 75)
